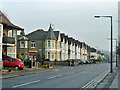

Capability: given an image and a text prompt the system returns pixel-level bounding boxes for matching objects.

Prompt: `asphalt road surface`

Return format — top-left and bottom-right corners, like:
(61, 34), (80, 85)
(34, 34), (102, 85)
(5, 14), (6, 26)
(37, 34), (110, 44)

(2, 63), (114, 88)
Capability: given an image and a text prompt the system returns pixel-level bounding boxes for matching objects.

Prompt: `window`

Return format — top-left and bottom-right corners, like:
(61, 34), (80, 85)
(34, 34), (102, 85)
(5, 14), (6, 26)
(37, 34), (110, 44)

(5, 59), (10, 61)
(13, 54), (15, 58)
(48, 52), (50, 60)
(60, 43), (62, 48)
(31, 41), (35, 48)
(52, 52), (54, 59)
(20, 41), (24, 48)
(0, 29), (2, 36)
(25, 41), (28, 48)
(0, 25), (2, 37)
(13, 30), (16, 38)
(12, 59), (16, 62)
(13, 47), (15, 53)
(45, 41), (47, 47)
(5, 59), (12, 62)
(8, 30), (12, 37)
(52, 41), (54, 47)
(48, 41), (50, 48)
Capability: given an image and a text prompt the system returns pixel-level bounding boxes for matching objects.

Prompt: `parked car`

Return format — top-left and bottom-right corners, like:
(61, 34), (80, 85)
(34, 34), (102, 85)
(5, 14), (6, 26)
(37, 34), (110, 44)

(81, 60), (86, 64)
(76, 59), (83, 64)
(3, 58), (24, 70)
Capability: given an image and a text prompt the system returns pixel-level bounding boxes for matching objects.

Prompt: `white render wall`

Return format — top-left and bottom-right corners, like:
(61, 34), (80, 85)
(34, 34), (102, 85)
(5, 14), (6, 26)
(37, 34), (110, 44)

(60, 38), (65, 61)
(90, 52), (97, 60)
(64, 40), (68, 60)
(0, 24), (3, 70)
(7, 30), (16, 58)
(78, 46), (81, 59)
(72, 44), (75, 59)
(84, 48), (87, 60)
(0, 24), (3, 62)
(68, 44), (73, 59)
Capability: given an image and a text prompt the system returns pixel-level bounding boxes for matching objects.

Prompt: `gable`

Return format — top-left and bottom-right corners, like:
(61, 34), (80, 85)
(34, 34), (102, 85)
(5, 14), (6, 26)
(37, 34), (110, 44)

(26, 30), (47, 40)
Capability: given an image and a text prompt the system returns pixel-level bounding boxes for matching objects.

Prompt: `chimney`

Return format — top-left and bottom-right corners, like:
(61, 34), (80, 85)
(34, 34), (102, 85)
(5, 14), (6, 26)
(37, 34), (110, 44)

(20, 29), (25, 36)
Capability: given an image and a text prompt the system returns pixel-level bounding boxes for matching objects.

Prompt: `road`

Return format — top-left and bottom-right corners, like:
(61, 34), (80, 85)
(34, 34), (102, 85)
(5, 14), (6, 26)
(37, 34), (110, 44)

(2, 63), (115, 88)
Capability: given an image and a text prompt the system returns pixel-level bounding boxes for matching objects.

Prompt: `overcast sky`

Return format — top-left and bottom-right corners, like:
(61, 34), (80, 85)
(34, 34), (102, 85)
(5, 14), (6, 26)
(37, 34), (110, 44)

(0, 0), (119, 52)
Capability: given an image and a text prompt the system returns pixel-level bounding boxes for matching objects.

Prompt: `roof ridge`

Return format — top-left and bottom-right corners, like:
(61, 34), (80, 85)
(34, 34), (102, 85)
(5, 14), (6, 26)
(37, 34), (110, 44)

(0, 11), (23, 30)
(26, 29), (46, 36)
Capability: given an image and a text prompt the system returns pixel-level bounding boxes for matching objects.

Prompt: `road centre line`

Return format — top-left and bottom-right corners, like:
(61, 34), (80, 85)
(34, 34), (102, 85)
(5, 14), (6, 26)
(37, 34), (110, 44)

(48, 76), (57, 79)
(81, 68), (108, 89)
(13, 80), (40, 88)
(48, 75), (62, 79)
(57, 75), (62, 77)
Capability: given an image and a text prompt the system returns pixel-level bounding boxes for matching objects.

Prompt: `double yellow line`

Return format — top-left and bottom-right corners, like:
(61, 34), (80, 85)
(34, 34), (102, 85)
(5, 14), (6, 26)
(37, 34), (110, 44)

(81, 68), (108, 89)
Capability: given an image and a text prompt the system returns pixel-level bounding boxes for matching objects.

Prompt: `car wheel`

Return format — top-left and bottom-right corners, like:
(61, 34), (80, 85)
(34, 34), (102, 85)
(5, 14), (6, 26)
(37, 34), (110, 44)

(15, 66), (19, 70)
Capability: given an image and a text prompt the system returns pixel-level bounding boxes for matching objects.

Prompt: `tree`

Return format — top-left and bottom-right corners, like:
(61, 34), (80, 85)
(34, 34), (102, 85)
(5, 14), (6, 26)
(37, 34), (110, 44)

(17, 53), (23, 60)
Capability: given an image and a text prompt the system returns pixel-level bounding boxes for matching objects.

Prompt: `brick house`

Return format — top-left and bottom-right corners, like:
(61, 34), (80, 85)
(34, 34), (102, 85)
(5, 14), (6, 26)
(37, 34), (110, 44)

(17, 24), (61, 65)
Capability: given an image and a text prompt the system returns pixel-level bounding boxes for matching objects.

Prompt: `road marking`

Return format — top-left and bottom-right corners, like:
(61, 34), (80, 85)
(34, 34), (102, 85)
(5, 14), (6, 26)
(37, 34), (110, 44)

(57, 75), (62, 77)
(66, 73), (70, 74)
(81, 68), (108, 88)
(48, 76), (57, 79)
(13, 80), (40, 88)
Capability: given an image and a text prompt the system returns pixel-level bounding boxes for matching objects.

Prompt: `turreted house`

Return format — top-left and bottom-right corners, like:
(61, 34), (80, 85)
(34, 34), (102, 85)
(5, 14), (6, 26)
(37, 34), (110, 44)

(17, 24), (61, 64)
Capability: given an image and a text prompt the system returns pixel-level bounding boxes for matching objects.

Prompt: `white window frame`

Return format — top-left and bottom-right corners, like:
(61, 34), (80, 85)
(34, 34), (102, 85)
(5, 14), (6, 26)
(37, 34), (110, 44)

(25, 41), (28, 48)
(8, 30), (12, 37)
(48, 52), (50, 60)
(48, 41), (50, 48)
(20, 41), (25, 48)
(31, 41), (35, 48)
(52, 52), (54, 59)
(52, 41), (54, 47)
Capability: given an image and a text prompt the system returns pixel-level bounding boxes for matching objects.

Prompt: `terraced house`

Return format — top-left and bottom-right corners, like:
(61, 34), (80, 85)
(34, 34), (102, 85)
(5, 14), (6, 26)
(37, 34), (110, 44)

(0, 11), (23, 59)
(18, 25), (106, 65)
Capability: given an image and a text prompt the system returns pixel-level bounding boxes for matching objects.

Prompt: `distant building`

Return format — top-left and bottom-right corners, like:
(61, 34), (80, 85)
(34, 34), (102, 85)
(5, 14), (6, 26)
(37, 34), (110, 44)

(81, 42), (87, 60)
(90, 47), (97, 60)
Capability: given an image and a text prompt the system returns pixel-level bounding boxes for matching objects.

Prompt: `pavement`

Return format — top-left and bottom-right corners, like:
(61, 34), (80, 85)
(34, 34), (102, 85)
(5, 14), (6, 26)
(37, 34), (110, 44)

(0, 65), (71, 79)
(95, 63), (120, 89)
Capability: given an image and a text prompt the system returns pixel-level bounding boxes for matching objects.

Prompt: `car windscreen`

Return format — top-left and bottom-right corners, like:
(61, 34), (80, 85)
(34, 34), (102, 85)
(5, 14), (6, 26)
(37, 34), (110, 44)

(18, 59), (22, 62)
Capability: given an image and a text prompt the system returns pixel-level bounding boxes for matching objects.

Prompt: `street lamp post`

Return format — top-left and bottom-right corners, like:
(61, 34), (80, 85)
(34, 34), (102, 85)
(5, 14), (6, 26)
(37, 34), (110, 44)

(94, 15), (113, 73)
(107, 38), (118, 67)
(115, 39), (118, 67)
